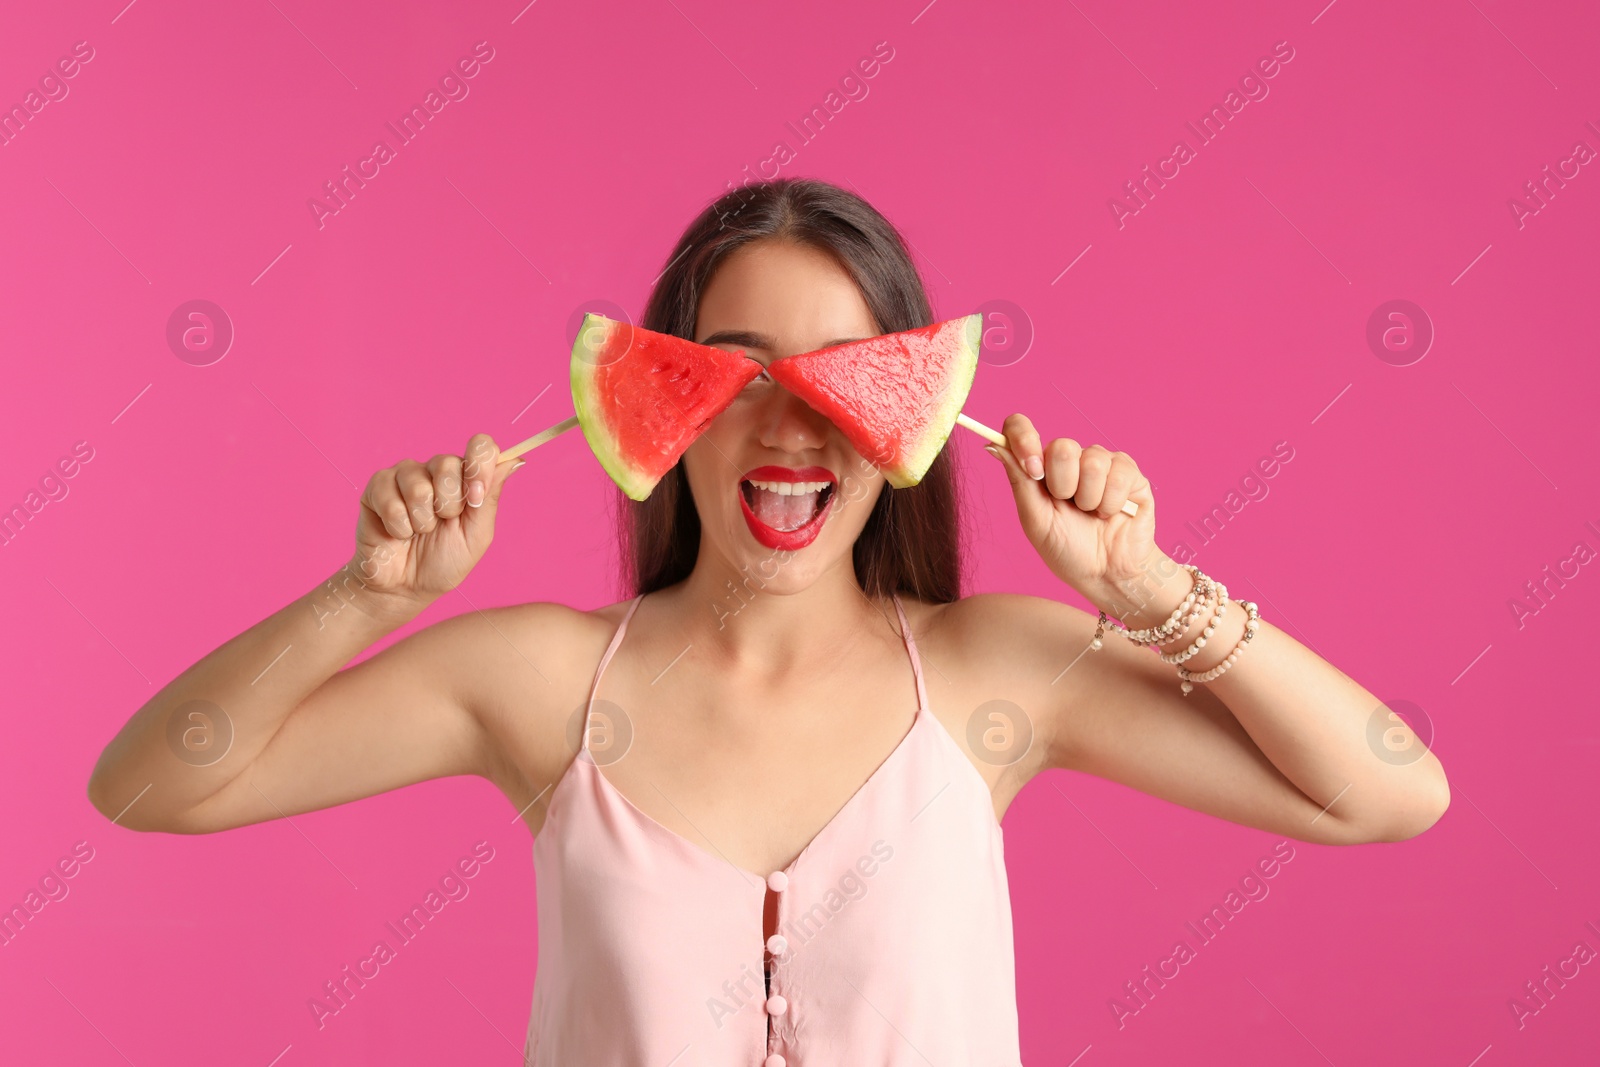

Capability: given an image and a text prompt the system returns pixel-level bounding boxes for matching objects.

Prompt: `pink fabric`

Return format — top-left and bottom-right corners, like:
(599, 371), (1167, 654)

(526, 593), (1022, 1065)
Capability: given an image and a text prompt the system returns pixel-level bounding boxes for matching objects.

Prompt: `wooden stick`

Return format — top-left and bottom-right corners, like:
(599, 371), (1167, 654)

(954, 411), (1008, 446)
(498, 414), (579, 464)
(955, 412), (1140, 517)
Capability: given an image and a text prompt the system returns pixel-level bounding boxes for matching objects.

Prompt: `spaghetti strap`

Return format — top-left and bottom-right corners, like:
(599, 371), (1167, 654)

(891, 592), (930, 714)
(583, 594), (646, 754)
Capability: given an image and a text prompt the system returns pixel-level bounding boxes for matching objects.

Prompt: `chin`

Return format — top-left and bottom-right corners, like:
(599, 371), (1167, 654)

(728, 536), (834, 587)
(711, 509), (863, 596)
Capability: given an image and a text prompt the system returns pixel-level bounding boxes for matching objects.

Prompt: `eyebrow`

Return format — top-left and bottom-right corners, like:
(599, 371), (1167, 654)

(696, 329), (872, 352)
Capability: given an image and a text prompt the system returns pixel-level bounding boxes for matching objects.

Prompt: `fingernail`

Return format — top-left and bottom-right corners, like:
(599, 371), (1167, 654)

(509, 459), (527, 475)
(467, 480), (485, 507)
(1025, 456), (1044, 480)
(983, 445), (1003, 460)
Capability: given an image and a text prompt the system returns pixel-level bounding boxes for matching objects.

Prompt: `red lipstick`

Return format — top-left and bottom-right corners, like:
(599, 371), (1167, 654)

(737, 465), (837, 551)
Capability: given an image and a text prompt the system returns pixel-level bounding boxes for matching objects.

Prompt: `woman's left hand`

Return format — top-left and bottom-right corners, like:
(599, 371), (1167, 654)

(985, 413), (1167, 615)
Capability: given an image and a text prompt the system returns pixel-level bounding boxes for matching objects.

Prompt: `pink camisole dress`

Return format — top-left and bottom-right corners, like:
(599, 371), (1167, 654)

(524, 592), (1023, 1065)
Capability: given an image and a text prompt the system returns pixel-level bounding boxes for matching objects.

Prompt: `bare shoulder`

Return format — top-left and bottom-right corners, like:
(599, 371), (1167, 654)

(444, 596), (638, 802)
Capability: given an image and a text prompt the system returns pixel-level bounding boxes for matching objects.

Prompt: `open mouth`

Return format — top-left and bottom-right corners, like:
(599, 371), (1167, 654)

(737, 466), (837, 549)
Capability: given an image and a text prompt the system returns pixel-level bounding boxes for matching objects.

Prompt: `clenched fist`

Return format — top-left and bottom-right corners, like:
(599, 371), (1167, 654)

(985, 413), (1163, 612)
(347, 433), (523, 613)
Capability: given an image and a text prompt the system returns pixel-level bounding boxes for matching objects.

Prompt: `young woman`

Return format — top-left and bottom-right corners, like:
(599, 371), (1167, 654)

(88, 178), (1448, 1066)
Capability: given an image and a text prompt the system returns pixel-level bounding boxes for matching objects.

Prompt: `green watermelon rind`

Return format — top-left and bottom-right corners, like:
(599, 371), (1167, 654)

(885, 312), (982, 488)
(570, 314), (659, 501)
(570, 313), (762, 502)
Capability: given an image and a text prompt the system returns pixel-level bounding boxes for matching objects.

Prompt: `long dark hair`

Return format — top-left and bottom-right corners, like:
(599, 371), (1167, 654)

(619, 178), (964, 603)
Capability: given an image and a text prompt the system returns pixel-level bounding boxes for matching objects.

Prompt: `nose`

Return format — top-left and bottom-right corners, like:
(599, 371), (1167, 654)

(756, 386), (832, 454)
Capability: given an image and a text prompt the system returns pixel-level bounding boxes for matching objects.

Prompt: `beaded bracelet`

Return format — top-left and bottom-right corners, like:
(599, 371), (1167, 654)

(1119, 565), (1205, 645)
(1089, 612), (1123, 650)
(1159, 585), (1229, 666)
(1177, 599), (1259, 694)
(1089, 566), (1264, 693)
(1154, 578), (1221, 653)
(1119, 565), (1212, 646)
(1153, 577), (1221, 653)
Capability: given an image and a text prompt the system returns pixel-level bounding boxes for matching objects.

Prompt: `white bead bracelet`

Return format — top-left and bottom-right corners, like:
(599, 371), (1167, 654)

(1088, 566), (1264, 693)
(1118, 565), (1213, 646)
(1159, 584), (1229, 666)
(1176, 599), (1260, 695)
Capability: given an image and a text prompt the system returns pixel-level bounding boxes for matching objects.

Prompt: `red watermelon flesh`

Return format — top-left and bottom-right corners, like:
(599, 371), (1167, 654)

(570, 314), (762, 500)
(765, 314), (982, 488)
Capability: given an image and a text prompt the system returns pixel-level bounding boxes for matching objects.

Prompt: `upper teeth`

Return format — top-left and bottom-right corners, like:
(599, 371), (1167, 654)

(747, 479), (830, 496)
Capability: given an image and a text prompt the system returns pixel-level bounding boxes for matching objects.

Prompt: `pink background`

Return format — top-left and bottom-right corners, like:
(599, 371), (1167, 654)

(2, 0), (1597, 1063)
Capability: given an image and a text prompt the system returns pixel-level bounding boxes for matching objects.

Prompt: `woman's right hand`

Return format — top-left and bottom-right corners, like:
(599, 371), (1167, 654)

(348, 433), (524, 614)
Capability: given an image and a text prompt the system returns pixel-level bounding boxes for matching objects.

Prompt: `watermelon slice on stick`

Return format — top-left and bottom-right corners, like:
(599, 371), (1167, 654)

(498, 313), (761, 500)
(766, 314), (981, 489)
(766, 314), (1138, 515)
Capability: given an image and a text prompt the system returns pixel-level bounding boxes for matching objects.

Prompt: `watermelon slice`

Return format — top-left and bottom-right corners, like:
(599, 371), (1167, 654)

(766, 314), (982, 488)
(570, 314), (763, 500)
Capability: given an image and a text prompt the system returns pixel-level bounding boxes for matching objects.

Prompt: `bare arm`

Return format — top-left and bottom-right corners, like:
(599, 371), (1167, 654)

(1077, 566), (1447, 843)
(978, 414), (1448, 846)
(86, 567), (481, 832)
(962, 592), (1447, 845)
(87, 433), (531, 833)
